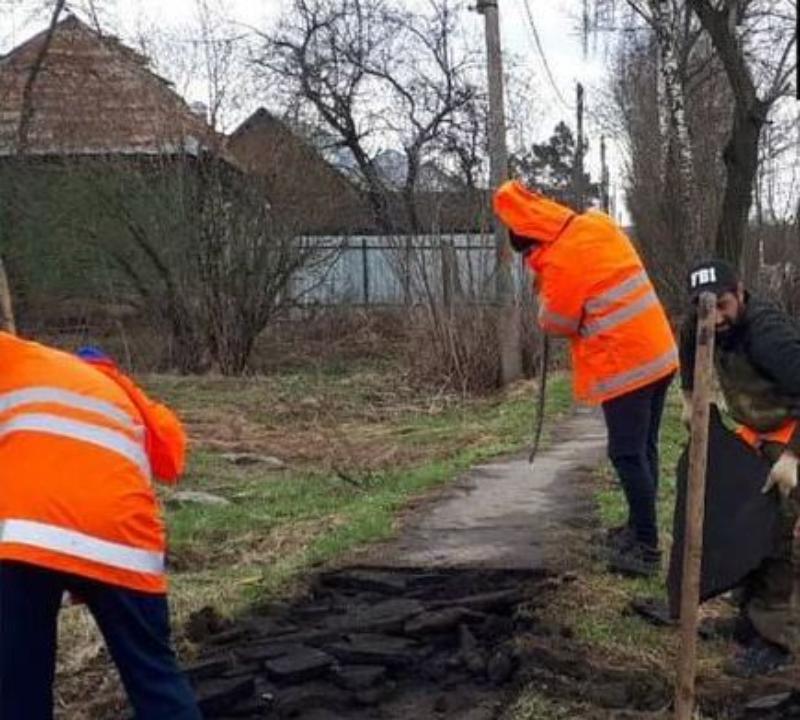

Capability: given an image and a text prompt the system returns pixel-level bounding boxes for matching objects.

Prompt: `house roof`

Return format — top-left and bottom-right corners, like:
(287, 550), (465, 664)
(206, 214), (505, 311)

(227, 108), (372, 234)
(228, 108), (491, 235)
(0, 15), (220, 157)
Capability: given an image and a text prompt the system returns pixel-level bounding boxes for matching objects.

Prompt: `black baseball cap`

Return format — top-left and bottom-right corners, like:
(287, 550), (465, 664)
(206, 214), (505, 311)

(687, 259), (739, 300)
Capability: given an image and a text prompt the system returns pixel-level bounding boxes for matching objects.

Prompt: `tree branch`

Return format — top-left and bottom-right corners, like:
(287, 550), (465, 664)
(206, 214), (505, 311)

(17, 0), (67, 154)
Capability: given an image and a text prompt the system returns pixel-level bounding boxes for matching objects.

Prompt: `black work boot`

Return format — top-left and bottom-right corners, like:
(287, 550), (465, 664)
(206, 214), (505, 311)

(607, 541), (661, 578)
(604, 524), (635, 550)
(723, 637), (792, 678)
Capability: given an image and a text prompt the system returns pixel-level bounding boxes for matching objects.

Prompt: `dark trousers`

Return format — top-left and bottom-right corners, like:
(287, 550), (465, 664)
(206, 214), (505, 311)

(0, 561), (201, 720)
(601, 373), (673, 549)
(740, 493), (800, 653)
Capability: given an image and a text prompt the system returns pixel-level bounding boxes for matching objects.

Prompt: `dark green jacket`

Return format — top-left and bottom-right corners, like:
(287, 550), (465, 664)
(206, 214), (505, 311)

(680, 297), (800, 452)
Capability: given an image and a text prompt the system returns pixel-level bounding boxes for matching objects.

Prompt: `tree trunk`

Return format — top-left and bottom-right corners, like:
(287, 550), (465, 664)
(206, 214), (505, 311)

(716, 103), (766, 265)
(169, 313), (206, 374)
(214, 325), (257, 376)
(686, 0), (772, 269)
(651, 0), (700, 260)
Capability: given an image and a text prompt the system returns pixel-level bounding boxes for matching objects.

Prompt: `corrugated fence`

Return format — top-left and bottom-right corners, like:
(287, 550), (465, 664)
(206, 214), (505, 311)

(294, 234), (530, 306)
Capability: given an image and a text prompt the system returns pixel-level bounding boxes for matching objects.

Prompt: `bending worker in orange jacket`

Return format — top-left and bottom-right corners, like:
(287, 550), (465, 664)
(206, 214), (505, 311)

(0, 335), (201, 719)
(494, 180), (678, 577)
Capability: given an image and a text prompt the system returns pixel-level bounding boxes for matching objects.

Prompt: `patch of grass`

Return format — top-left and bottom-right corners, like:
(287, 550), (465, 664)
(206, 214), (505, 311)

(503, 691), (589, 720)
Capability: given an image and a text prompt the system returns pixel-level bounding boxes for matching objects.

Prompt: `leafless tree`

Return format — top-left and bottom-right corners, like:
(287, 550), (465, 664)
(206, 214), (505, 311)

(686, 0), (796, 267)
(593, 1), (707, 261)
(130, 0), (252, 133)
(257, 0), (481, 235)
(0, 0), (67, 331)
(608, 16), (731, 309)
(83, 152), (337, 375)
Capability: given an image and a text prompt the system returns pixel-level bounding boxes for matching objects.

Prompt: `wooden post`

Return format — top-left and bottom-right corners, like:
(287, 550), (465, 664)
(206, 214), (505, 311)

(0, 257), (16, 334)
(674, 291), (716, 720)
(476, 0), (522, 385)
(361, 237), (370, 306)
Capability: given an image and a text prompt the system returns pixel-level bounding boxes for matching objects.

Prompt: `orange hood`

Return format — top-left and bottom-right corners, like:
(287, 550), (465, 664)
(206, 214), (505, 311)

(493, 180), (575, 244)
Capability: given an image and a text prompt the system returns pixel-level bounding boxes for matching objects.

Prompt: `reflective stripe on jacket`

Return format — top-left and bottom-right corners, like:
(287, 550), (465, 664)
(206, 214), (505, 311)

(0, 332), (180, 593)
(494, 181), (678, 404)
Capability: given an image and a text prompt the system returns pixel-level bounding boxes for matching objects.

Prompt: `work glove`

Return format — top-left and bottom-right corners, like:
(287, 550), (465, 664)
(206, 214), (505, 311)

(761, 450), (799, 498)
(680, 391), (692, 430)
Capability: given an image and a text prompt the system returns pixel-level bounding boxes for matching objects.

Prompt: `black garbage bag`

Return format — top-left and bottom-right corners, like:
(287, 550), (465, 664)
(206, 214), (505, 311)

(667, 405), (782, 618)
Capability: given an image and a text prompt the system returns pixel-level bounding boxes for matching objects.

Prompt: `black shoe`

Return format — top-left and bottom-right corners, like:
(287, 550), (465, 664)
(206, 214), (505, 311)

(607, 541), (661, 578)
(604, 524), (635, 550)
(723, 638), (792, 678)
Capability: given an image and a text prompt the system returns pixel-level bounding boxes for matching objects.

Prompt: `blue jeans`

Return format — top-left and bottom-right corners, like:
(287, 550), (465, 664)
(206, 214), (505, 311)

(0, 561), (201, 720)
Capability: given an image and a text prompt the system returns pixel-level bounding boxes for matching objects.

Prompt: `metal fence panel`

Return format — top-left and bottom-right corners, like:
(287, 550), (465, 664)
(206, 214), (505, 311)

(293, 234), (529, 306)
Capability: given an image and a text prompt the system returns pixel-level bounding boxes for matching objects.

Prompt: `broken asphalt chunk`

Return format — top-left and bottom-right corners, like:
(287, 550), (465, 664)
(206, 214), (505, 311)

(263, 647), (335, 683)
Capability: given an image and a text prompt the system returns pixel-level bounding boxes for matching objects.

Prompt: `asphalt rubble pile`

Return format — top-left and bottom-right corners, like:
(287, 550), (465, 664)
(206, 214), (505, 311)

(184, 567), (545, 719)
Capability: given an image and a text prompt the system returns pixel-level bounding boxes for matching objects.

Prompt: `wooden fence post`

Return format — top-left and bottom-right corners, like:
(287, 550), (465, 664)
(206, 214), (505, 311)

(0, 257), (16, 334)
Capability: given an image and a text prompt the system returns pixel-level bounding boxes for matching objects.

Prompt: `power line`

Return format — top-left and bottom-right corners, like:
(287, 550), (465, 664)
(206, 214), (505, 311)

(518, 0), (573, 112)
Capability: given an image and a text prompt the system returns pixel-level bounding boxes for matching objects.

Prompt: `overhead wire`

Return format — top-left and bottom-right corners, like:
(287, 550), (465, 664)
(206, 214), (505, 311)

(518, 0), (573, 112)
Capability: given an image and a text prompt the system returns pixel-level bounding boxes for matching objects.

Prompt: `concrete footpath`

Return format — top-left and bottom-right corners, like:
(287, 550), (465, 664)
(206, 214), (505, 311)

(365, 407), (607, 570)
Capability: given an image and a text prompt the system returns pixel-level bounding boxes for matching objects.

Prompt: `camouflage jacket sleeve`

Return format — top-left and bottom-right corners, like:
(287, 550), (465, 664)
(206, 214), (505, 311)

(746, 302), (800, 397)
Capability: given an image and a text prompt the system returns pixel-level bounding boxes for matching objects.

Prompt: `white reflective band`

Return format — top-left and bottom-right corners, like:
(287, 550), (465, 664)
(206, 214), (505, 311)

(580, 290), (658, 338)
(540, 305), (580, 333)
(585, 271), (649, 314)
(0, 387), (141, 433)
(0, 413), (151, 480)
(0, 519), (164, 575)
(594, 348), (678, 395)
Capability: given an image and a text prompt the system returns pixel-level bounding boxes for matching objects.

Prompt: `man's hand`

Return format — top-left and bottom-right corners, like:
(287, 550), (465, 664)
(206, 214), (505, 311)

(794, 516), (800, 541)
(681, 391), (692, 430)
(762, 450), (799, 498)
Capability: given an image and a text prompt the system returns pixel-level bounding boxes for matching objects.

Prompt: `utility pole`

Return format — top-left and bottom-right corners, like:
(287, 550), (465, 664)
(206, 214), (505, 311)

(600, 135), (610, 213)
(573, 82), (585, 211)
(476, 0), (521, 385)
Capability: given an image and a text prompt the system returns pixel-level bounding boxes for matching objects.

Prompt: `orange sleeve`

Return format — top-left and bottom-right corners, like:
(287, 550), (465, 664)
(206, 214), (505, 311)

(86, 362), (186, 484)
(535, 258), (585, 338)
(115, 373), (186, 484)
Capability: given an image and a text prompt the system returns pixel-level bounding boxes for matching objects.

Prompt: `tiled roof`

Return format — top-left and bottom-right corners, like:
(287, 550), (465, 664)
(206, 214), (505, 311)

(0, 15), (220, 157)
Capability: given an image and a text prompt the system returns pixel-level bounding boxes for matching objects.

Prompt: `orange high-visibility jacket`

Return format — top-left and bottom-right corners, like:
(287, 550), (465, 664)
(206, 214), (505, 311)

(0, 332), (186, 593)
(494, 181), (678, 404)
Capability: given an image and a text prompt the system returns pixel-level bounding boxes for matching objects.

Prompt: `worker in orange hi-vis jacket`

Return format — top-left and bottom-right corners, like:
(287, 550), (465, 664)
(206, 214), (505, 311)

(493, 179), (678, 578)
(0, 336), (200, 720)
